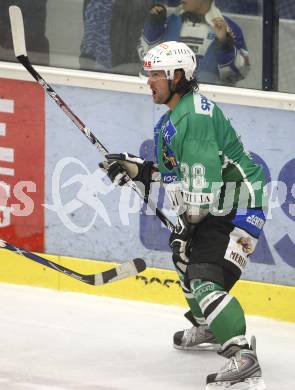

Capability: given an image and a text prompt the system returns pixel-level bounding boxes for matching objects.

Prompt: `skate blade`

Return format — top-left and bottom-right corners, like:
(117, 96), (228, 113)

(206, 377), (266, 390)
(174, 343), (220, 351)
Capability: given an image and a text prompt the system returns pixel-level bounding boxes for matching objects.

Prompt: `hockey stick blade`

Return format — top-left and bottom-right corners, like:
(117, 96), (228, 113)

(9, 6), (27, 57)
(0, 240), (146, 286)
(94, 258), (146, 285)
(8, 5), (175, 233)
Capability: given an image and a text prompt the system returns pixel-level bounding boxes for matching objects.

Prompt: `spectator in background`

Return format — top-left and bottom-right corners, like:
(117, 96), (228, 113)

(138, 0), (250, 85)
(80, 0), (152, 75)
(80, 0), (113, 70)
(0, 0), (49, 65)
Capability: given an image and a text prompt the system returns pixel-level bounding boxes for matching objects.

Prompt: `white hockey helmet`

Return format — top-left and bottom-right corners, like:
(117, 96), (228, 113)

(143, 41), (197, 81)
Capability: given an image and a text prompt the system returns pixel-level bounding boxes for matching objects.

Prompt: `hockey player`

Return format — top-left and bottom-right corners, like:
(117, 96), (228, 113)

(137, 0), (250, 85)
(100, 41), (267, 389)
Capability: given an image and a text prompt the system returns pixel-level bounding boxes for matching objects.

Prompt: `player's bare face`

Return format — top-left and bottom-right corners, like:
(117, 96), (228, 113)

(147, 71), (171, 104)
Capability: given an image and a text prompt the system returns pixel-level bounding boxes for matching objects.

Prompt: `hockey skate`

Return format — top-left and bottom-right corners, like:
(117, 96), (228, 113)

(173, 324), (220, 351)
(205, 336), (266, 390)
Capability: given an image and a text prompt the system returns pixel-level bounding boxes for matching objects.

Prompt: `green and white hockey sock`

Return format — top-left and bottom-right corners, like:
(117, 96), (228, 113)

(179, 275), (206, 325)
(190, 279), (246, 345)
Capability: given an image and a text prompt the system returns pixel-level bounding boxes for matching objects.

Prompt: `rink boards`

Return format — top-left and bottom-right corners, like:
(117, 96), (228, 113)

(1, 77), (295, 285)
(0, 249), (294, 323)
(1, 72), (295, 325)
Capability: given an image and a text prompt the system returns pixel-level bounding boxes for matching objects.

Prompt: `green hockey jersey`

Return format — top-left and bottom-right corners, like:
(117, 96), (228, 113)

(154, 92), (266, 211)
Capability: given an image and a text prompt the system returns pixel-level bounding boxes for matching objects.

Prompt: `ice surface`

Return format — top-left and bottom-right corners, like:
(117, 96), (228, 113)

(0, 284), (294, 390)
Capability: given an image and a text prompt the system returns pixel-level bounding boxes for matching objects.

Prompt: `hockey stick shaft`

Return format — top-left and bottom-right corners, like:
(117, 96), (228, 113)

(0, 239), (146, 286)
(9, 6), (175, 233)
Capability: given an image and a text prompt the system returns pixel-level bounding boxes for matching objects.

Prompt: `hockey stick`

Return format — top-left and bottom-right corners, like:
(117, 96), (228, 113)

(0, 239), (146, 285)
(9, 5), (175, 233)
